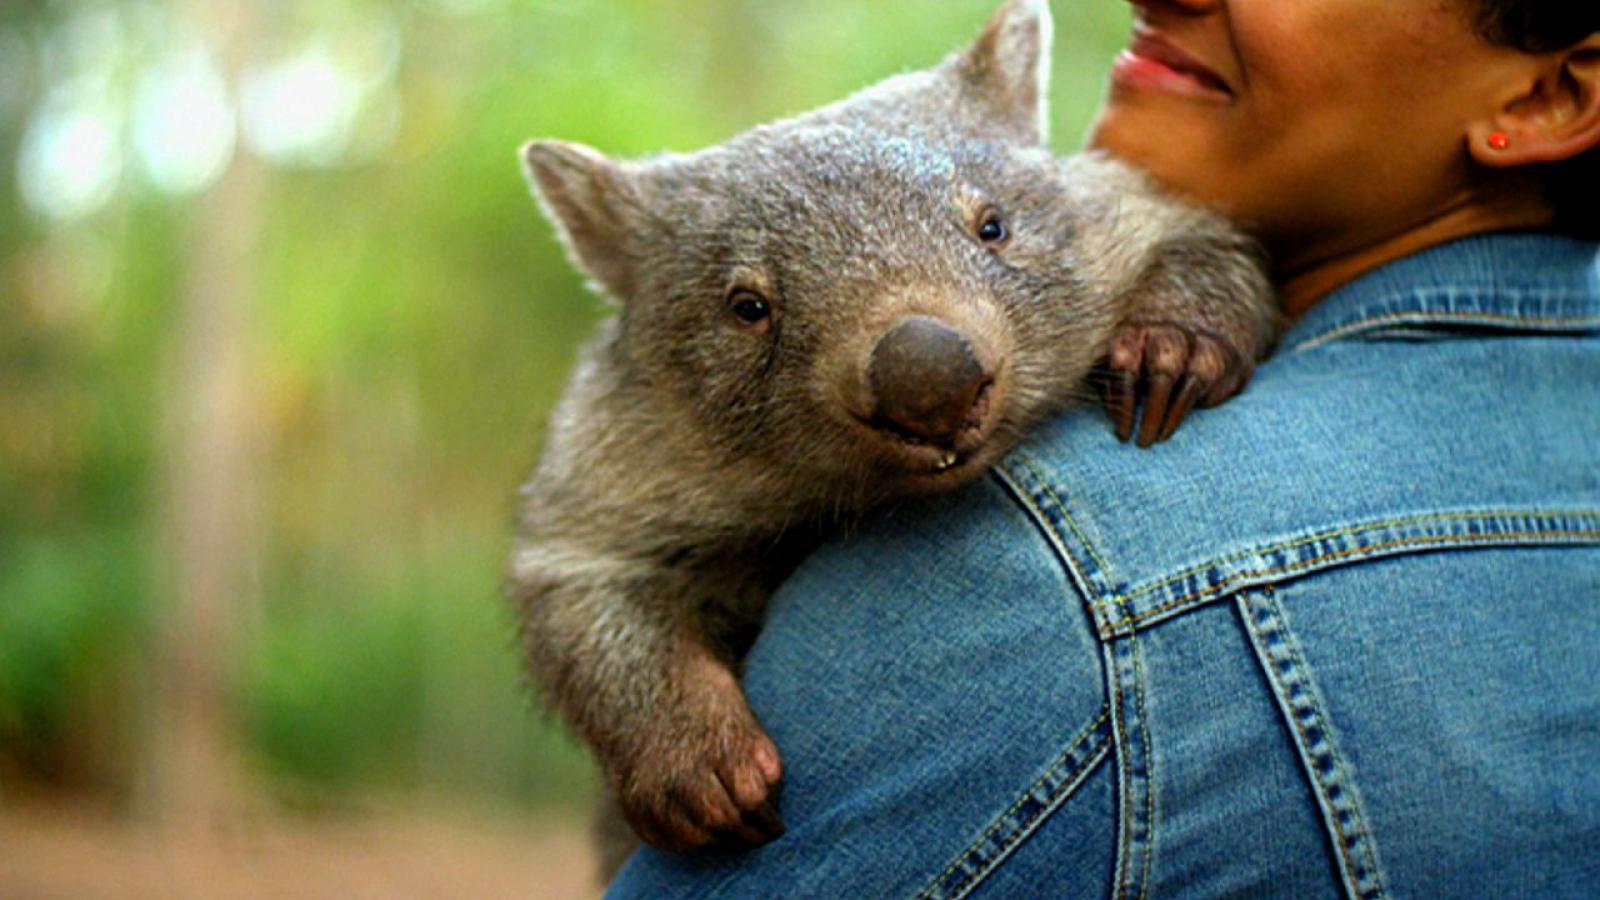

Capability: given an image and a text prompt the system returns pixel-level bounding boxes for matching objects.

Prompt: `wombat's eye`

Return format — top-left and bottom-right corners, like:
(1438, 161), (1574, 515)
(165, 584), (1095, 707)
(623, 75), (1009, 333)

(977, 210), (1009, 245)
(728, 289), (774, 329)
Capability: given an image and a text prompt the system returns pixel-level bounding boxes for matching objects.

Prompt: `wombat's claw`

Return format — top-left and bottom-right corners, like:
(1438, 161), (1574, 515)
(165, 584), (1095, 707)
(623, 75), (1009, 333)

(1099, 322), (1253, 448)
(706, 799), (786, 851)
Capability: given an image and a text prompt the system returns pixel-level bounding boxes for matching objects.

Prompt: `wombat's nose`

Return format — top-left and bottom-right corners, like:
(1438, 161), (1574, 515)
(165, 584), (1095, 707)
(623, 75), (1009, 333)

(868, 315), (988, 443)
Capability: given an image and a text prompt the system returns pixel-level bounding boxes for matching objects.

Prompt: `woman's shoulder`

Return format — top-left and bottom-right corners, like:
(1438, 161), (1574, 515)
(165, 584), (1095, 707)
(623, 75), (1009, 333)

(995, 236), (1600, 635)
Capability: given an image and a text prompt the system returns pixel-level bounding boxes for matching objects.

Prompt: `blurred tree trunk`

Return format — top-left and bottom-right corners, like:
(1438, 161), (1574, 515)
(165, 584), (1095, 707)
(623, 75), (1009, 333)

(145, 0), (265, 828)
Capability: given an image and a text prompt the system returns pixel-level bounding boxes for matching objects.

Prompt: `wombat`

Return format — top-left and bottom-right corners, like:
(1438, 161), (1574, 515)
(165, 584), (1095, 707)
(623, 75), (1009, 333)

(508, 0), (1277, 869)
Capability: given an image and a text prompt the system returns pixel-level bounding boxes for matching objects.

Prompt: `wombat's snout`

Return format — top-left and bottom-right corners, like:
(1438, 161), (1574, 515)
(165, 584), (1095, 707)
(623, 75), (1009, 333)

(868, 315), (992, 445)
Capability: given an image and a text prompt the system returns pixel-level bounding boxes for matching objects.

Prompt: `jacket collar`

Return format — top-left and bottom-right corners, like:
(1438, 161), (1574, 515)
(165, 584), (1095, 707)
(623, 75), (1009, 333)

(1281, 232), (1600, 354)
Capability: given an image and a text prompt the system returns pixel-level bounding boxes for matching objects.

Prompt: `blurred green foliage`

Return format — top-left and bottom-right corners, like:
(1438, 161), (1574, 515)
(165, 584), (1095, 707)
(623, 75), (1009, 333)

(0, 0), (1130, 815)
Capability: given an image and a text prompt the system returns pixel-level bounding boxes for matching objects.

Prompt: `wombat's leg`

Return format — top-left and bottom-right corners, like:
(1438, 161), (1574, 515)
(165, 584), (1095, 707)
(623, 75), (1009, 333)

(591, 748), (775, 881)
(1056, 153), (1278, 445)
(608, 643), (786, 852)
(513, 556), (785, 853)
(1099, 232), (1277, 447)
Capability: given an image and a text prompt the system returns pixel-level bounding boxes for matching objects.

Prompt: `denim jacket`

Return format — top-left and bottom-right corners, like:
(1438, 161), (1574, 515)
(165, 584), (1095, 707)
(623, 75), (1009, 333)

(608, 233), (1600, 899)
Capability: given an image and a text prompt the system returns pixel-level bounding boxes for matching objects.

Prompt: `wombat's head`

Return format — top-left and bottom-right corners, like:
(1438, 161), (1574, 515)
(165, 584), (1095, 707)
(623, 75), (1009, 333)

(522, 0), (1111, 502)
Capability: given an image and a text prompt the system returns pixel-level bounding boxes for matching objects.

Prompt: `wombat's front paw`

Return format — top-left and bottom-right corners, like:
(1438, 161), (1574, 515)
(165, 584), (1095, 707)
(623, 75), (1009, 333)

(1097, 321), (1255, 448)
(611, 707), (786, 853)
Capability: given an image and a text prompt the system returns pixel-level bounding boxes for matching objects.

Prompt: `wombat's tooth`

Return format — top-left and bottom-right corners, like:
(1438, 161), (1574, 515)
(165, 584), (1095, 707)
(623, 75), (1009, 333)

(937, 451), (959, 471)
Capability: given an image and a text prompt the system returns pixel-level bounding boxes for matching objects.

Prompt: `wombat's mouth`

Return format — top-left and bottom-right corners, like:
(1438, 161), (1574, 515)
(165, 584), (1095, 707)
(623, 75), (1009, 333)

(857, 380), (995, 477)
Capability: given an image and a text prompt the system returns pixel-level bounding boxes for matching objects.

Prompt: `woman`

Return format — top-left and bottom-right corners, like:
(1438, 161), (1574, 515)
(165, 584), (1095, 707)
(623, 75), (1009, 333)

(608, 0), (1600, 896)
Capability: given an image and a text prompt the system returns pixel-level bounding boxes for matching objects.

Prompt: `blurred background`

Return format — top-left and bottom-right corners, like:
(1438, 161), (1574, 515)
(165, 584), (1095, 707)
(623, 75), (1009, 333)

(0, 0), (1131, 896)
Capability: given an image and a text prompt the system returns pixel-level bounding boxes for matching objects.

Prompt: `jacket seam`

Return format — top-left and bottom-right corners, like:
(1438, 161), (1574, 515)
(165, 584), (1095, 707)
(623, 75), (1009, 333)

(1236, 589), (1388, 900)
(1126, 631), (1155, 900)
(1088, 510), (1600, 612)
(916, 711), (1113, 900)
(1290, 308), (1600, 353)
(1106, 640), (1139, 900)
(1098, 525), (1600, 638)
(995, 455), (1155, 900)
(1007, 454), (1117, 595)
(1005, 451), (1600, 641)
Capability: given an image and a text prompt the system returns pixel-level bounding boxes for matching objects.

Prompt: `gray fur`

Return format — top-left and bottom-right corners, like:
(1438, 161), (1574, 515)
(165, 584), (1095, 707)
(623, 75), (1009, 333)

(508, 0), (1277, 868)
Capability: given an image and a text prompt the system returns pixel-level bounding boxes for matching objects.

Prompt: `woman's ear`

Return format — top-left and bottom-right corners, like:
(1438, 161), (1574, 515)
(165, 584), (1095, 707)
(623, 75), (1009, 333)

(1471, 35), (1600, 168)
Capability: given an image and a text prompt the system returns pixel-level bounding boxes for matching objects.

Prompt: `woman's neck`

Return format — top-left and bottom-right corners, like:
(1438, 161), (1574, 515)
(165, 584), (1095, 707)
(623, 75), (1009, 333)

(1274, 185), (1556, 322)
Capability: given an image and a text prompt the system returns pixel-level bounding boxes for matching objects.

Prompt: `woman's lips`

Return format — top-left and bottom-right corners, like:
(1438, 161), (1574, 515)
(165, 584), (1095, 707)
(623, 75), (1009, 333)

(1111, 32), (1234, 102)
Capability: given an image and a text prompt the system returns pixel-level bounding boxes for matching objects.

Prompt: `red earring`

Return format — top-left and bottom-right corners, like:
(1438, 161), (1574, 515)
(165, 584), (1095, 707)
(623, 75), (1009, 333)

(1487, 131), (1511, 151)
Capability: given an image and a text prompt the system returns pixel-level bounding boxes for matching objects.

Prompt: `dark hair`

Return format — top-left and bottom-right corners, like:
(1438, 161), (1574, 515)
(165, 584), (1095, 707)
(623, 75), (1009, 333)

(1474, 1), (1597, 53)
(1473, 1), (1599, 237)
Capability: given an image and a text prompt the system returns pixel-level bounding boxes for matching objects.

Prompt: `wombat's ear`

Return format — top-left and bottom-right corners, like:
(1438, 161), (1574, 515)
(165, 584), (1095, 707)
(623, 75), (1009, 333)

(954, 0), (1053, 145)
(521, 139), (648, 301)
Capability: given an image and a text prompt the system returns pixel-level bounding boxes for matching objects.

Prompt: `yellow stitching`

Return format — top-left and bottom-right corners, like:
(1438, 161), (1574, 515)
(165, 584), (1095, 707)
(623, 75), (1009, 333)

(926, 713), (1112, 900)
(1252, 589), (1365, 892)
(1091, 511), (1600, 610)
(942, 741), (1113, 900)
(1007, 455), (1147, 898)
(1100, 528), (1600, 637)
(1003, 466), (1101, 609)
(1293, 308), (1600, 353)
(1131, 628), (1154, 900)
(1014, 453), (1114, 594)
(999, 458), (1094, 604)
(1089, 512), (1600, 612)
(1109, 646), (1133, 900)
(1254, 590), (1384, 899)
(1240, 593), (1353, 879)
(923, 712), (1109, 892)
